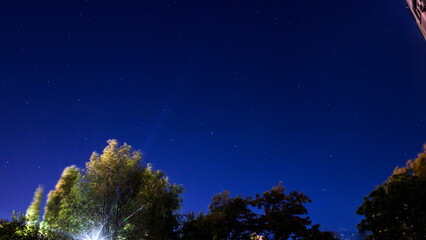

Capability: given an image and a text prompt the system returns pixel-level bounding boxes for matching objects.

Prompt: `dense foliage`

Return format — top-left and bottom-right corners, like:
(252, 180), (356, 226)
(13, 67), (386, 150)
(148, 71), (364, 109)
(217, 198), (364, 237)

(180, 182), (337, 240)
(26, 186), (44, 227)
(0, 211), (44, 240)
(41, 139), (183, 240)
(357, 145), (426, 240)
(20, 139), (426, 239)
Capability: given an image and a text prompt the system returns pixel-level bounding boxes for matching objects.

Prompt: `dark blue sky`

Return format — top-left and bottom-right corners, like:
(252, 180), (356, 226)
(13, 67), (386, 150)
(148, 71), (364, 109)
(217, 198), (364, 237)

(0, 0), (425, 235)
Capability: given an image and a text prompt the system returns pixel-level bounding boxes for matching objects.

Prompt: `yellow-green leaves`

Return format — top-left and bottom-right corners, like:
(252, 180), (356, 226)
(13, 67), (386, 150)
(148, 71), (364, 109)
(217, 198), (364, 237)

(26, 185), (43, 225)
(43, 165), (80, 225)
(40, 139), (183, 239)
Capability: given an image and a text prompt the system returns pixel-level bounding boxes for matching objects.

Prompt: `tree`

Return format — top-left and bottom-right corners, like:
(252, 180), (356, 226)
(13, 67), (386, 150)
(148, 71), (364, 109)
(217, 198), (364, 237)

(357, 145), (426, 240)
(252, 182), (312, 240)
(0, 211), (45, 240)
(180, 192), (256, 240)
(180, 211), (212, 240)
(206, 191), (255, 240)
(251, 182), (336, 240)
(180, 182), (337, 240)
(42, 166), (80, 226)
(26, 186), (43, 226)
(41, 139), (183, 240)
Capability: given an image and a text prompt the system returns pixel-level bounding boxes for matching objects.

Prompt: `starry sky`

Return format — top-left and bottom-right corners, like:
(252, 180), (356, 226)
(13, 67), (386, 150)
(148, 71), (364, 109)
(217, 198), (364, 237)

(0, 0), (425, 236)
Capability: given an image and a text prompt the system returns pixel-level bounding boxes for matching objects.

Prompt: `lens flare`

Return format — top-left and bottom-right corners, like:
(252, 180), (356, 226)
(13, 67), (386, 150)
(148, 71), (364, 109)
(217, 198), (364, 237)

(79, 225), (105, 240)
(121, 205), (146, 224)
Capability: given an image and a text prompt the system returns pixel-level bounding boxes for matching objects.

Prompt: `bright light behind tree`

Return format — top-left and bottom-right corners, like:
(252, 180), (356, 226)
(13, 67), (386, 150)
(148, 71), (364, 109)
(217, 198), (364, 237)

(78, 226), (105, 240)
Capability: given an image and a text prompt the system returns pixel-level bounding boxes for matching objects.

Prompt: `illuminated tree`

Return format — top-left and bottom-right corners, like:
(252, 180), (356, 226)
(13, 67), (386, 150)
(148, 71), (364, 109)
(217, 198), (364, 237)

(42, 166), (80, 226)
(42, 139), (183, 240)
(357, 145), (426, 239)
(0, 211), (45, 240)
(26, 186), (43, 226)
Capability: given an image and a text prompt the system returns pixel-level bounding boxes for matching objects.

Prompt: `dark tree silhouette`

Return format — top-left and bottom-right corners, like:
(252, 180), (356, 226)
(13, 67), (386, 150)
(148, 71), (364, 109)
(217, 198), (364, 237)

(357, 145), (426, 240)
(181, 182), (337, 240)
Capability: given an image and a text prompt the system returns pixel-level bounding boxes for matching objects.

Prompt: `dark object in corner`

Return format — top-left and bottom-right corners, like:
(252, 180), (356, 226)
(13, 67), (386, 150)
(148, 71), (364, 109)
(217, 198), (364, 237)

(406, 0), (426, 40)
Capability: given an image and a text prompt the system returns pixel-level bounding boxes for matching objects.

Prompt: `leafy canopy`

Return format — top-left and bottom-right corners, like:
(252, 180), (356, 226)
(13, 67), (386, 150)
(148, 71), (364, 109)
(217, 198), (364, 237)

(357, 145), (426, 240)
(0, 211), (44, 240)
(26, 186), (44, 226)
(41, 139), (183, 240)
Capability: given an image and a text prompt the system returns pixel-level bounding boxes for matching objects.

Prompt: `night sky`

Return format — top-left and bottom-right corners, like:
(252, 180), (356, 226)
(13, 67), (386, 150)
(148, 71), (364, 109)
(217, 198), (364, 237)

(1, 0), (425, 236)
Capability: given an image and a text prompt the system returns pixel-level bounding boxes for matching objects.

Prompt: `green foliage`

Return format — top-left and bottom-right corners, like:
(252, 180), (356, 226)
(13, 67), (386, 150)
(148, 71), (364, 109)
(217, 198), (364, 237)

(26, 186), (43, 226)
(0, 211), (45, 240)
(180, 182), (338, 240)
(357, 145), (426, 240)
(42, 166), (80, 228)
(23, 139), (338, 239)
(41, 139), (183, 240)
